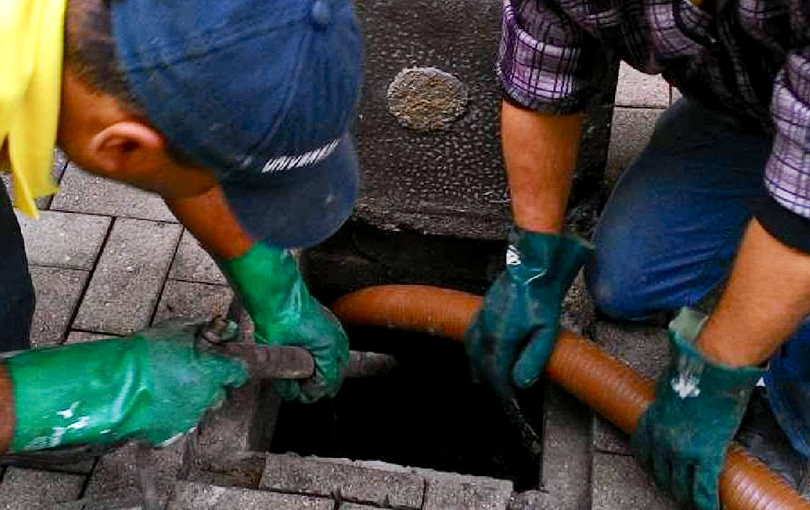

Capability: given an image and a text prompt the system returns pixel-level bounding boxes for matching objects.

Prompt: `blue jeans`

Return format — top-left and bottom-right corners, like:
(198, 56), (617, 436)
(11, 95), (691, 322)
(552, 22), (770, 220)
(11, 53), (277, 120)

(584, 99), (810, 457)
(0, 183), (34, 352)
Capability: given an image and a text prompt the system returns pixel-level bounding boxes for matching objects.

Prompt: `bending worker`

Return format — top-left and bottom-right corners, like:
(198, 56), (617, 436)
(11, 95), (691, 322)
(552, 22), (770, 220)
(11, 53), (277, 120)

(465, 0), (810, 508)
(0, 0), (361, 453)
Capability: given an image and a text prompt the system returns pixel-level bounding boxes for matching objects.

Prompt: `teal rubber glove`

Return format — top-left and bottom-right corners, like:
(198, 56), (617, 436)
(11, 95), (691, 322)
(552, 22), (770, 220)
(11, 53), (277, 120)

(632, 309), (764, 510)
(220, 242), (349, 403)
(6, 321), (247, 452)
(464, 228), (592, 399)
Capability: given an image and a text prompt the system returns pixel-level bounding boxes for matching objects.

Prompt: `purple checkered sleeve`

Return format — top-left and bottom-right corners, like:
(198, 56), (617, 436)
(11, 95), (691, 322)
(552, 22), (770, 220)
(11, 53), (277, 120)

(766, 49), (810, 220)
(496, 0), (604, 114)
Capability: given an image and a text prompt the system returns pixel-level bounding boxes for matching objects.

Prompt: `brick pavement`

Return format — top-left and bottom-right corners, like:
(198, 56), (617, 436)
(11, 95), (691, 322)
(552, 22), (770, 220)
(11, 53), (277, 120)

(0, 73), (698, 509)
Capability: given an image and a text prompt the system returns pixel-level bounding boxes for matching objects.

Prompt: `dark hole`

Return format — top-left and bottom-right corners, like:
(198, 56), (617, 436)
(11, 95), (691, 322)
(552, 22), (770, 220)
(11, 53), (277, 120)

(268, 326), (544, 491)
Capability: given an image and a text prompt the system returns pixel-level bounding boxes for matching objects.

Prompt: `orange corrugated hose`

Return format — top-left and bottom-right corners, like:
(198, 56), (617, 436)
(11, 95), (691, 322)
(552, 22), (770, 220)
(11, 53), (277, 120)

(331, 284), (810, 510)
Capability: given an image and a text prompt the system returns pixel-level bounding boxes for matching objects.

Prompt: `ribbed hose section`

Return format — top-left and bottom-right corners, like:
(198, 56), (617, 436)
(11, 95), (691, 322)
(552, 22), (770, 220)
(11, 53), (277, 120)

(331, 284), (810, 510)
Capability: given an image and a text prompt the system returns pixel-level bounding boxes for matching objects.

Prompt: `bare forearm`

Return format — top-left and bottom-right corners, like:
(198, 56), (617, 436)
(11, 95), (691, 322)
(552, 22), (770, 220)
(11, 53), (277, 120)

(164, 185), (254, 261)
(501, 101), (584, 234)
(0, 364), (15, 454)
(697, 219), (810, 367)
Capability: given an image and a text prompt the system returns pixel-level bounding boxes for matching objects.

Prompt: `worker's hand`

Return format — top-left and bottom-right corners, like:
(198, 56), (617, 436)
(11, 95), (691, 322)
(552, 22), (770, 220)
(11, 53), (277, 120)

(464, 228), (591, 399)
(632, 309), (763, 510)
(6, 321), (247, 452)
(221, 242), (349, 403)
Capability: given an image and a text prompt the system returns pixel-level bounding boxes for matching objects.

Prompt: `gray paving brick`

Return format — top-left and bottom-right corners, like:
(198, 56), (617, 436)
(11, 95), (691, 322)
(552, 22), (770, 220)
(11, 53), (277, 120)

(73, 219), (182, 335)
(606, 107), (663, 188)
(17, 211), (110, 270)
(168, 231), (227, 285)
(51, 163), (176, 223)
(168, 481), (332, 510)
(85, 441), (188, 501)
(540, 385), (592, 509)
(591, 453), (677, 510)
(0, 467), (85, 509)
(590, 321), (670, 456)
(422, 470), (514, 510)
(261, 455), (424, 509)
(53, 496), (144, 510)
(615, 62), (670, 108)
(29, 266), (89, 347)
(507, 490), (550, 510)
(65, 331), (115, 344)
(593, 416), (632, 455)
(339, 504), (380, 510)
(153, 280), (233, 325)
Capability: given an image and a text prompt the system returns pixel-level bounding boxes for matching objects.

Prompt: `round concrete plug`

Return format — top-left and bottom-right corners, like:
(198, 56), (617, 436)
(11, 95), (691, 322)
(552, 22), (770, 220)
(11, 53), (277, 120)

(386, 67), (469, 132)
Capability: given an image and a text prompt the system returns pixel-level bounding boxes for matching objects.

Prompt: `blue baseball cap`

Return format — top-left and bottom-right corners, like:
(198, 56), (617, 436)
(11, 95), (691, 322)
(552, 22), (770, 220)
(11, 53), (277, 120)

(110, 0), (362, 249)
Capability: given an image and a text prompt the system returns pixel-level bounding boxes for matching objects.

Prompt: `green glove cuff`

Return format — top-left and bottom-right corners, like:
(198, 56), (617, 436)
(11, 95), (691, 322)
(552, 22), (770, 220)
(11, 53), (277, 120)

(7, 333), (247, 452)
(666, 309), (764, 398)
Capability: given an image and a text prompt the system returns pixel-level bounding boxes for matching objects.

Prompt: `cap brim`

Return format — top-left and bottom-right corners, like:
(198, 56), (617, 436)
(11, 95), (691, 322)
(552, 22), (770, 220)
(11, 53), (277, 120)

(221, 137), (359, 249)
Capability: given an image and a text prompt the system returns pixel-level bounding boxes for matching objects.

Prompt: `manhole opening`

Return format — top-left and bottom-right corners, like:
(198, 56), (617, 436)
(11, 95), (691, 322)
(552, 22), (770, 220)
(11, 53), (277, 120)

(267, 326), (545, 491)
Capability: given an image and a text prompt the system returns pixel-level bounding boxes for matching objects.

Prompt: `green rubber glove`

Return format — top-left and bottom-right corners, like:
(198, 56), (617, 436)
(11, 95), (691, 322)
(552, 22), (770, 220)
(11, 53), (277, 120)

(464, 228), (592, 399)
(220, 242), (349, 403)
(632, 308), (764, 510)
(6, 321), (247, 452)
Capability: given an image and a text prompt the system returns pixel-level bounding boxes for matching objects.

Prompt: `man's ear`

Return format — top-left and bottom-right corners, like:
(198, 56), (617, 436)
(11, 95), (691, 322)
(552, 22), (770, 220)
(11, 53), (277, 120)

(87, 121), (166, 175)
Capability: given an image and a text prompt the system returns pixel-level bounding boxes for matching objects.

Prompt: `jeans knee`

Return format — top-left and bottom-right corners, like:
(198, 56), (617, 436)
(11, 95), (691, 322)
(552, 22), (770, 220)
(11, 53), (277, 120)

(584, 258), (650, 321)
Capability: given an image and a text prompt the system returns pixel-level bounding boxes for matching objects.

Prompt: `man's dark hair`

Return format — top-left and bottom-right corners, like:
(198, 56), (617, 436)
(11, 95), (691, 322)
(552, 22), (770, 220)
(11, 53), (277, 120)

(64, 0), (142, 114)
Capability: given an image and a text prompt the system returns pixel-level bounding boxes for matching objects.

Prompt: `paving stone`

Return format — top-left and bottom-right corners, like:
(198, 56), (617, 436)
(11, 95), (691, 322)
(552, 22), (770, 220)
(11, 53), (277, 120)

(186, 452), (267, 489)
(65, 331), (115, 344)
(261, 454), (425, 509)
(153, 280), (233, 325)
(85, 440), (189, 501)
(73, 219), (182, 335)
(421, 470), (514, 510)
(17, 211), (111, 270)
(29, 266), (89, 347)
(53, 496), (144, 510)
(168, 231), (227, 285)
(508, 490), (552, 510)
(605, 107), (663, 188)
(51, 163), (176, 223)
(591, 453), (678, 510)
(168, 481), (332, 510)
(590, 321), (670, 455)
(540, 385), (592, 509)
(0, 467), (85, 509)
(615, 62), (670, 108)
(339, 504), (381, 510)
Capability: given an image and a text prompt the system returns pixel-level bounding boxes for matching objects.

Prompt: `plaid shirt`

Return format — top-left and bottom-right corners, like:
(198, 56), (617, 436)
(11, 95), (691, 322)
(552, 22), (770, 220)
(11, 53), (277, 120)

(498, 0), (810, 224)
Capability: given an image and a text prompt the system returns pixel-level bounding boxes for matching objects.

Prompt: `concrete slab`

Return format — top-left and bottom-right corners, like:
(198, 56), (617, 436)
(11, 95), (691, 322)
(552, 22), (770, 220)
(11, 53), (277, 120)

(51, 164), (176, 223)
(615, 63), (670, 108)
(605, 107), (663, 188)
(339, 504), (381, 510)
(540, 385), (592, 509)
(153, 280), (233, 325)
(29, 266), (89, 347)
(168, 481), (333, 510)
(168, 231), (227, 285)
(73, 218), (182, 335)
(507, 490), (551, 510)
(17, 211), (111, 270)
(261, 454), (425, 509)
(591, 453), (678, 510)
(0, 467), (85, 509)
